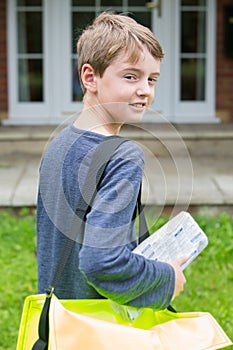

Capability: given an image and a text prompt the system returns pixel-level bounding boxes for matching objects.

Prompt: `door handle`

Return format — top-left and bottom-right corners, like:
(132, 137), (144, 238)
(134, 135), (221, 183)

(145, 0), (162, 17)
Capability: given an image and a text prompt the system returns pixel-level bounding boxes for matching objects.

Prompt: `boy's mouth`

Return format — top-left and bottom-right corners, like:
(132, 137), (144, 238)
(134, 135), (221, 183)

(129, 103), (146, 109)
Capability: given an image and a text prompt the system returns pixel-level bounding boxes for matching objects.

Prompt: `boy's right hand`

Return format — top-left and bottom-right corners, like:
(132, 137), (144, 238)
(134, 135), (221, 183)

(169, 256), (188, 300)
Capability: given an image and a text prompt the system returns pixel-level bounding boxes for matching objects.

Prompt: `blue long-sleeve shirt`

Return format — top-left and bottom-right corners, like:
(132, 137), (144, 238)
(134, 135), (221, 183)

(37, 125), (175, 309)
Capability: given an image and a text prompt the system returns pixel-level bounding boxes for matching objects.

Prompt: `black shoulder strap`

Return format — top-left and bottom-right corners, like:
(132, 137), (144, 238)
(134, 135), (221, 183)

(50, 136), (128, 290)
(137, 184), (149, 244)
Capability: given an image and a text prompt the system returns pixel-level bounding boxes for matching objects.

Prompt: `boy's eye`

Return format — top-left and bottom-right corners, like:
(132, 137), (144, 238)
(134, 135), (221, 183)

(124, 74), (137, 80)
(148, 77), (158, 84)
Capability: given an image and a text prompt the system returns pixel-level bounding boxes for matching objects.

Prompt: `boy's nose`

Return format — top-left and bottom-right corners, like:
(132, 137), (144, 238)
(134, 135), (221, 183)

(136, 81), (151, 96)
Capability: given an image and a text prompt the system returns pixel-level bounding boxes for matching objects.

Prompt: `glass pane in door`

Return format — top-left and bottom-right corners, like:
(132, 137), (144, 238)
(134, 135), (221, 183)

(181, 11), (206, 53)
(129, 12), (151, 28)
(180, 1), (207, 101)
(181, 0), (206, 5)
(72, 11), (95, 101)
(101, 0), (122, 5)
(72, 59), (83, 102)
(17, 0), (42, 6)
(128, 0), (146, 5)
(17, 3), (43, 102)
(18, 59), (43, 101)
(181, 58), (205, 100)
(72, 12), (95, 54)
(17, 12), (42, 54)
(72, 0), (95, 5)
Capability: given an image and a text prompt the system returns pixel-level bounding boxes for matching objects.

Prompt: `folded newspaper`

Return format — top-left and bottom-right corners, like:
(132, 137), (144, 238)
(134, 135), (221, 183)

(133, 211), (208, 270)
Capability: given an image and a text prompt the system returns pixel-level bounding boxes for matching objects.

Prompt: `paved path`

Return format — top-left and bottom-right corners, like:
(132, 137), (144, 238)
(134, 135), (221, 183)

(0, 125), (232, 212)
(0, 150), (232, 210)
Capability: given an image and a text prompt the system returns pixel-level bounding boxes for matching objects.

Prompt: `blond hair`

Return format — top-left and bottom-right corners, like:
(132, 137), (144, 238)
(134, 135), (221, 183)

(77, 12), (164, 92)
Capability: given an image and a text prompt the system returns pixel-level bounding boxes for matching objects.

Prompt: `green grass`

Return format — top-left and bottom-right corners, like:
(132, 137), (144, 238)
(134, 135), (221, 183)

(0, 208), (37, 350)
(0, 209), (233, 349)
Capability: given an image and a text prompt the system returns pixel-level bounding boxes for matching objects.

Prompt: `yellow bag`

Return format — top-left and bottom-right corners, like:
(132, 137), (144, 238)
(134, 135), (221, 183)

(17, 293), (232, 350)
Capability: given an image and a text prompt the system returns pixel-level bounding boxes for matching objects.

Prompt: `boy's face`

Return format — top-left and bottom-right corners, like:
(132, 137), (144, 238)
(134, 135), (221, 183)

(87, 47), (160, 125)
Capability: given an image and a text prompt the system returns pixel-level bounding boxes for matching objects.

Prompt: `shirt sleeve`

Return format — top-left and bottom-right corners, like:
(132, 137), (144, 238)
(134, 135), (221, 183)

(79, 140), (175, 309)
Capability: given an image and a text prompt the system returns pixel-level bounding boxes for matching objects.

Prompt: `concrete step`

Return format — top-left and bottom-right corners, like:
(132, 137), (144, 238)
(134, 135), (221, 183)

(0, 123), (233, 157)
(121, 123), (233, 157)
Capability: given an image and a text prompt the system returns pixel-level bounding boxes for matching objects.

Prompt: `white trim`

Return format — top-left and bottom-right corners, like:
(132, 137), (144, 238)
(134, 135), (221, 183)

(149, 0), (172, 118)
(206, 0), (217, 117)
(45, 0), (63, 120)
(173, 0), (216, 122)
(7, 0), (16, 120)
(60, 0), (79, 114)
(59, 1), (94, 115)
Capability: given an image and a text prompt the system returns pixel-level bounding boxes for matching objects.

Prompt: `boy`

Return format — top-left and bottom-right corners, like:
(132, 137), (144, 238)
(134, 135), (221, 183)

(37, 12), (187, 309)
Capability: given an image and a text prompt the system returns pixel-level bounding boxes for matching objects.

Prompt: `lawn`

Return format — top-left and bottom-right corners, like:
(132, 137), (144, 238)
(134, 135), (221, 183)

(0, 208), (233, 350)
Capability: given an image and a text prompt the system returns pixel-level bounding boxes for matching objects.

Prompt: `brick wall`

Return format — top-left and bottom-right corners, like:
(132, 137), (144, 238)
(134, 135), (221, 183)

(216, 0), (233, 122)
(0, 0), (8, 120)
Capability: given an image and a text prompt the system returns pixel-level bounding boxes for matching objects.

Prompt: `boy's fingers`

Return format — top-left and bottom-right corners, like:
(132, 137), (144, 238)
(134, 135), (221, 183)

(169, 256), (189, 267)
(176, 256), (189, 266)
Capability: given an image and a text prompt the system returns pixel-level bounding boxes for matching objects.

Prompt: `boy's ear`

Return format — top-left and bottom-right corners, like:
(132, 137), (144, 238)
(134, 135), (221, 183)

(81, 64), (97, 92)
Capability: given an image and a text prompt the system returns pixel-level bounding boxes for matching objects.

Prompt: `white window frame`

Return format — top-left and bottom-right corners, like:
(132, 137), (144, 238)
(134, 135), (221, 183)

(7, 0), (49, 124)
(147, 0), (174, 121)
(7, 0), (68, 125)
(59, 0), (83, 118)
(172, 0), (217, 122)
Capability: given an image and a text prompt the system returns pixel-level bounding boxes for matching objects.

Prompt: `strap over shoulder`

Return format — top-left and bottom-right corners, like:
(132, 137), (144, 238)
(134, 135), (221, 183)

(50, 135), (128, 290)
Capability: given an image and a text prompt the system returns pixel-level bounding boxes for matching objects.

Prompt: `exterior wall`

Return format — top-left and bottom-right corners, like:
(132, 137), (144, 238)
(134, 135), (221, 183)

(0, 0), (8, 121)
(216, 0), (233, 122)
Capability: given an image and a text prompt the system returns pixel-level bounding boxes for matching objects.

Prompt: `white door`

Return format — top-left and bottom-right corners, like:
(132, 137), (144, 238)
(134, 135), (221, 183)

(60, 0), (218, 123)
(148, 0), (217, 123)
(7, 0), (217, 124)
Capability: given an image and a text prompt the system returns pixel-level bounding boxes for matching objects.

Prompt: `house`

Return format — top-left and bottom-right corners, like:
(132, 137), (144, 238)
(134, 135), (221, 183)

(0, 0), (232, 125)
